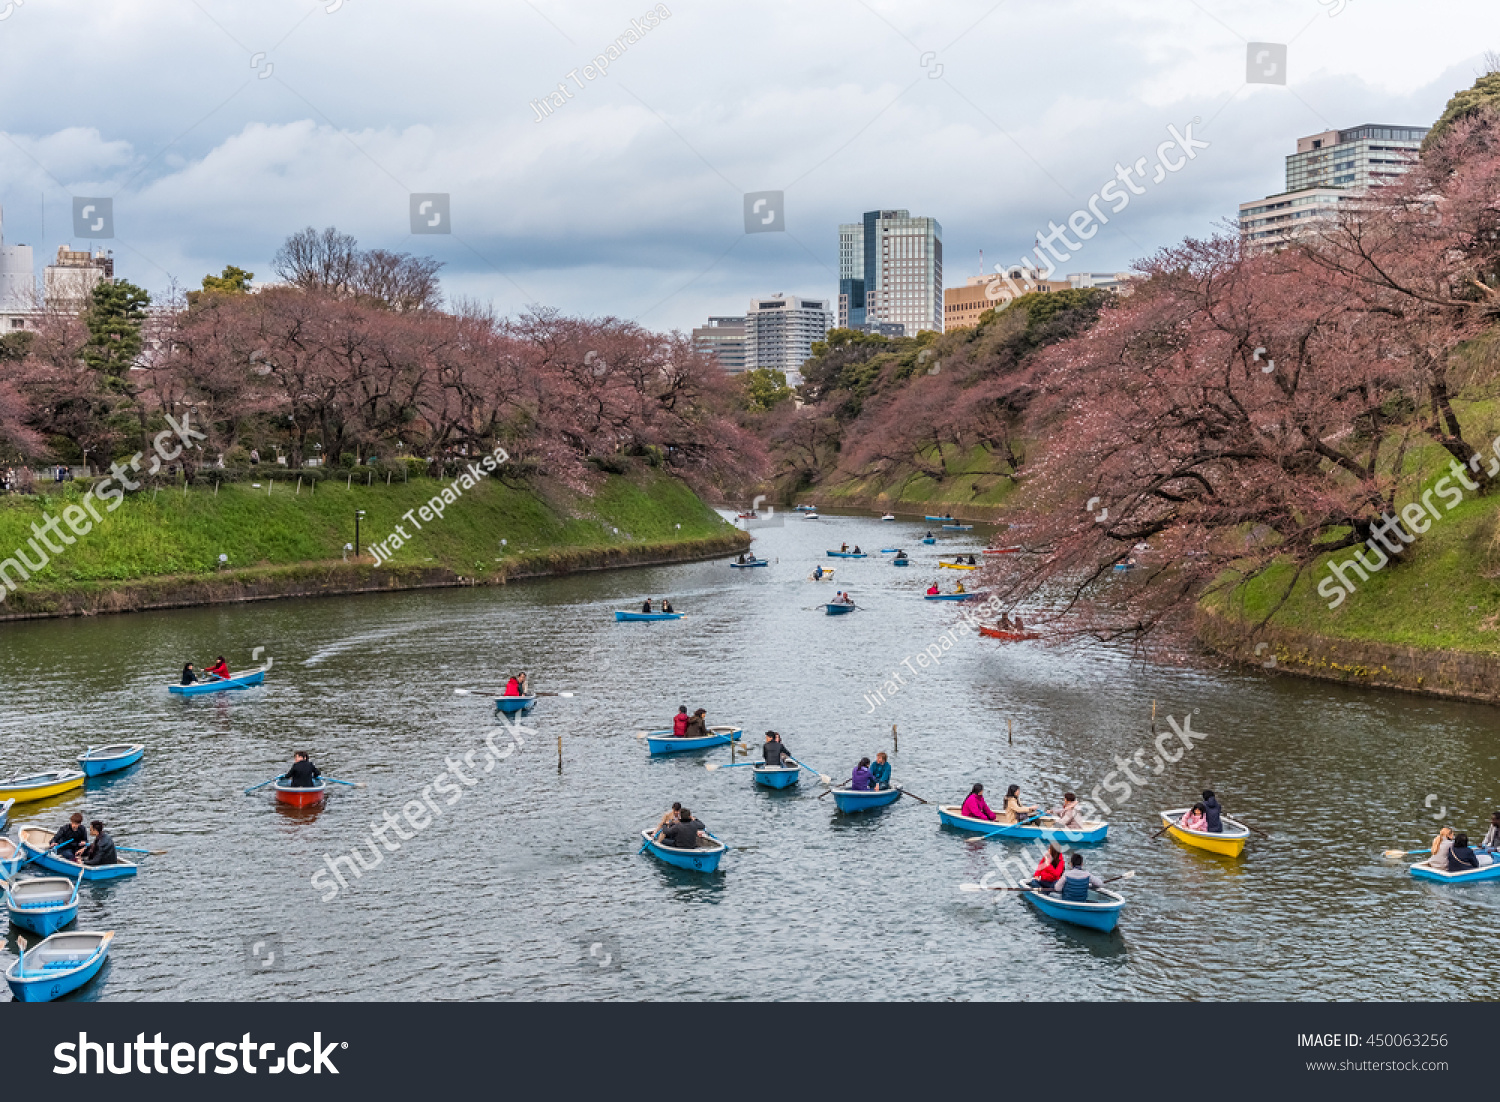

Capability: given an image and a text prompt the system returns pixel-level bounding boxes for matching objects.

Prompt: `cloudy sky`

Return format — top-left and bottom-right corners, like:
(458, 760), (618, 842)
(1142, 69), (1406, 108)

(0, 0), (1494, 332)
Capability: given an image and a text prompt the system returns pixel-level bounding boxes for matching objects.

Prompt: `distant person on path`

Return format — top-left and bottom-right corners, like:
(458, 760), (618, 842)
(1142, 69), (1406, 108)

(762, 731), (792, 767)
(683, 709), (708, 740)
(50, 813), (88, 858)
(1201, 790), (1223, 833)
(284, 751), (321, 788)
(1029, 844), (1066, 892)
(203, 656), (231, 681)
(249, 448), (260, 465)
(849, 757), (873, 791)
(661, 808), (708, 850)
(961, 783), (996, 822)
(1058, 853), (1105, 901)
(672, 706), (690, 737)
(869, 751), (892, 790)
(77, 821), (118, 867)
(1000, 785), (1037, 825)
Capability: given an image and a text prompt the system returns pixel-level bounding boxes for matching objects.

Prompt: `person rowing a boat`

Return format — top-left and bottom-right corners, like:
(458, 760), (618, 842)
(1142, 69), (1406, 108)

(203, 656), (231, 682)
(953, 581), (966, 594)
(76, 820), (118, 867)
(503, 673), (525, 697)
(737, 553), (748, 564)
(284, 751), (321, 788)
(641, 598), (653, 613)
(1000, 785), (1037, 825)
(840, 542), (849, 553)
(849, 758), (874, 791)
(924, 530), (933, 538)
(1049, 793), (1085, 832)
(813, 565), (825, 580)
(661, 599), (674, 613)
(49, 813), (87, 858)
(672, 705), (690, 738)
(966, 555), (976, 566)
(762, 731), (793, 767)
(1057, 853), (1105, 901)
(926, 583), (940, 595)
(852, 545), (862, 555)
(1029, 843), (1066, 892)
(1201, 789), (1224, 833)
(660, 807), (709, 849)
(869, 751), (892, 790)
(961, 783), (997, 821)
(834, 590), (854, 605)
(683, 709), (708, 740)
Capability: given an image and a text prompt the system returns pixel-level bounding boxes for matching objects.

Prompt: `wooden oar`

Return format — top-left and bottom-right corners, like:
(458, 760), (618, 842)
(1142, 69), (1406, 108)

(968, 811), (1044, 839)
(1383, 846), (1431, 859)
(454, 688), (576, 698)
(704, 761), (756, 771)
(959, 871), (1136, 892)
(788, 758), (832, 785)
(896, 786), (931, 805)
(324, 777), (365, 789)
(243, 775), (284, 794)
(117, 846), (168, 856)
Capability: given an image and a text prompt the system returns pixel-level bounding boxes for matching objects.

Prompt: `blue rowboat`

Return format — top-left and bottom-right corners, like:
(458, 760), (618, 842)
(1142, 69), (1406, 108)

(77, 745), (145, 777)
(494, 694), (536, 714)
(0, 798), (14, 835)
(937, 805), (1109, 844)
(880, 548), (900, 553)
(924, 516), (954, 522)
(642, 726), (743, 756)
(831, 785), (903, 813)
(1409, 857), (1500, 883)
(168, 664), (269, 695)
(751, 764), (800, 789)
(729, 559), (769, 568)
(795, 505), (816, 512)
(5, 930), (113, 1002)
(0, 835), (24, 879)
(924, 592), (984, 602)
(893, 558), (910, 567)
(17, 828), (138, 881)
(922, 537), (936, 544)
(943, 524), (974, 531)
(1019, 883), (1125, 932)
(826, 551), (868, 558)
(615, 611), (684, 621)
(1113, 563), (1134, 572)
(825, 602), (857, 615)
(639, 829), (726, 872)
(6, 876), (80, 937)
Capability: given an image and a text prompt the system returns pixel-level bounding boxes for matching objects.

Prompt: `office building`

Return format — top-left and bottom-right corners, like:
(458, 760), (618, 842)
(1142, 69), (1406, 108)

(744, 294), (831, 386)
(838, 209), (943, 335)
(0, 208), (35, 333)
(943, 273), (1071, 331)
(44, 245), (113, 308)
(1240, 123), (1427, 252)
(691, 316), (747, 374)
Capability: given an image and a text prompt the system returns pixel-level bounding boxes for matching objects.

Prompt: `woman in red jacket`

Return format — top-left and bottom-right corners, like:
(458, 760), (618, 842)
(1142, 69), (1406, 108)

(1031, 844), (1066, 892)
(203, 656), (231, 681)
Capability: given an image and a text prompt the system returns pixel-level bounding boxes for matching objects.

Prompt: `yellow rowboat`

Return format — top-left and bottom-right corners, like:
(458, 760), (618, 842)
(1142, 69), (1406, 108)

(938, 561), (977, 570)
(0, 771), (85, 803)
(1160, 808), (1250, 857)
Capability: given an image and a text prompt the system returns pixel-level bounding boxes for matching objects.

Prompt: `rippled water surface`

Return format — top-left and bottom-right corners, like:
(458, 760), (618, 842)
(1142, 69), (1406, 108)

(1, 509), (1496, 1001)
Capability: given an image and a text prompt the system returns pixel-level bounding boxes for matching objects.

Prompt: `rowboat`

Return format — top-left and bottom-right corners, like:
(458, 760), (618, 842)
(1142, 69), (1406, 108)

(943, 524), (974, 531)
(826, 551), (867, 558)
(639, 829), (727, 872)
(77, 745), (145, 777)
(795, 505), (816, 512)
(5, 931), (114, 1002)
(6, 876), (81, 937)
(494, 694), (536, 714)
(274, 779), (326, 807)
(893, 558), (910, 567)
(979, 627), (1039, 641)
(808, 568), (835, 581)
(939, 561), (977, 570)
(924, 516), (954, 522)
(802, 512), (819, 519)
(924, 592), (984, 602)
(1160, 808), (1250, 857)
(751, 763), (800, 789)
(0, 835), (25, 879)
(735, 512), (757, 519)
(0, 798), (14, 834)
(18, 829), (137, 881)
(729, 559), (769, 568)
(643, 726), (743, 756)
(1408, 857), (1500, 883)
(937, 805), (1108, 844)
(831, 785), (902, 812)
(825, 602), (856, 615)
(880, 514), (895, 521)
(880, 548), (900, 553)
(0, 771), (84, 803)
(1018, 882), (1126, 932)
(615, 610), (684, 621)
(168, 663), (270, 695)
(922, 537), (936, 544)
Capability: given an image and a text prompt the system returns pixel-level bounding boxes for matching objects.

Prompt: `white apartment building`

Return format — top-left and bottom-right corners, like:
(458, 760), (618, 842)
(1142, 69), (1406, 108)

(743, 294), (831, 386)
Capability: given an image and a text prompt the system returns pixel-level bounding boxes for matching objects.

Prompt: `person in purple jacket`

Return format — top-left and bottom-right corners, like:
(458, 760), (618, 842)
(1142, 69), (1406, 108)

(849, 757), (873, 791)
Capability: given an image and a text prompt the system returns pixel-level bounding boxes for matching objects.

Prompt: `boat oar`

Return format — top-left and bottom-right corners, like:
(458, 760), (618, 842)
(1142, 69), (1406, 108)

(1238, 820), (1272, 838)
(970, 812), (1044, 839)
(788, 758), (832, 784)
(454, 688), (576, 699)
(323, 777), (365, 789)
(896, 786), (931, 805)
(1382, 846), (1432, 859)
(244, 775), (285, 794)
(117, 846), (168, 856)
(705, 761), (756, 771)
(959, 871), (1136, 892)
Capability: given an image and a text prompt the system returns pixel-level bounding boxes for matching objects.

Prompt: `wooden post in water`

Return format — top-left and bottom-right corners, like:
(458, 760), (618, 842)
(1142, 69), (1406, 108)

(892, 724), (898, 753)
(1008, 717), (1013, 746)
(557, 735), (562, 775)
(1151, 700), (1157, 736)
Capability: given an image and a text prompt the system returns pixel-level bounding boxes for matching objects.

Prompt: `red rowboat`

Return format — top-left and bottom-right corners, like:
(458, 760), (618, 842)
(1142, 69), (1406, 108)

(273, 779), (326, 806)
(979, 627), (1039, 641)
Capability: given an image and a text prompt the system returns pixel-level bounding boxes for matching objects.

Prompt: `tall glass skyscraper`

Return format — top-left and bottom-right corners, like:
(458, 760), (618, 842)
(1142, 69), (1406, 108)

(837, 210), (942, 334)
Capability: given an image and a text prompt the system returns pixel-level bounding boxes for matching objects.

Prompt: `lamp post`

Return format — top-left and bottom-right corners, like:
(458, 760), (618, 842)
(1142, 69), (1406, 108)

(355, 510), (365, 558)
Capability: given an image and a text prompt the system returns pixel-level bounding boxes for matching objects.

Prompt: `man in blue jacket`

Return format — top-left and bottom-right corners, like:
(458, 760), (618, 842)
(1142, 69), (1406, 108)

(1201, 790), (1223, 833)
(869, 751), (892, 790)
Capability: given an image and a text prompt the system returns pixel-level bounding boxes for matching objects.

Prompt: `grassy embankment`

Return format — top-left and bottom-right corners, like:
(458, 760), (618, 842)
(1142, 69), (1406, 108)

(0, 464), (745, 616)
(797, 444), (1019, 516)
